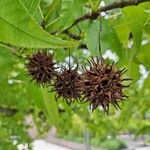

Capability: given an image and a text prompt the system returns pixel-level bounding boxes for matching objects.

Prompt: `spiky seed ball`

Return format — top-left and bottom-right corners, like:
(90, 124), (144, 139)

(26, 51), (56, 86)
(80, 57), (131, 113)
(53, 65), (83, 106)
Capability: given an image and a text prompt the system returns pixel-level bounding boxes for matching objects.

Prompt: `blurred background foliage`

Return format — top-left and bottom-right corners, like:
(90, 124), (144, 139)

(0, 0), (150, 149)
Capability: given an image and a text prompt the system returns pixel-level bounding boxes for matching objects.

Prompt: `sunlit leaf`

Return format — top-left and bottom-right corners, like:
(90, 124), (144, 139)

(0, 0), (76, 48)
(84, 20), (122, 57)
(59, 0), (85, 31)
(122, 6), (148, 51)
(136, 125), (150, 135)
(42, 89), (59, 127)
(44, 0), (61, 21)
(137, 43), (150, 69)
(21, 0), (41, 15)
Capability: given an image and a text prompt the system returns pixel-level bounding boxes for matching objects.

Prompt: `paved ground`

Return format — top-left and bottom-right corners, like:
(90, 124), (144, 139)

(136, 148), (150, 150)
(26, 116), (150, 150)
(118, 134), (150, 150)
(33, 139), (150, 150)
(33, 140), (71, 150)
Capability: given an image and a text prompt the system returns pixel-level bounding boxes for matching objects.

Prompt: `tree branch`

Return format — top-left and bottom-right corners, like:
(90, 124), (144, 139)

(64, 0), (149, 32)
(0, 107), (18, 116)
(63, 30), (81, 40)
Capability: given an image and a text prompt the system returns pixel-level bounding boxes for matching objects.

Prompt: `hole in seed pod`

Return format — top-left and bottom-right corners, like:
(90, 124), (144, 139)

(67, 90), (71, 95)
(57, 83), (63, 87)
(85, 81), (90, 86)
(97, 85), (102, 91)
(38, 73), (43, 78)
(41, 66), (45, 72)
(105, 68), (111, 74)
(70, 75), (76, 80)
(48, 74), (52, 78)
(67, 70), (71, 73)
(112, 75), (117, 80)
(101, 79), (109, 86)
(116, 83), (122, 87)
(86, 92), (91, 97)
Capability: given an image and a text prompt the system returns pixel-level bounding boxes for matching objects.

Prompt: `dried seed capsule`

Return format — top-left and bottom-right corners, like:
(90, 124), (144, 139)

(26, 51), (56, 86)
(53, 65), (83, 106)
(80, 57), (131, 113)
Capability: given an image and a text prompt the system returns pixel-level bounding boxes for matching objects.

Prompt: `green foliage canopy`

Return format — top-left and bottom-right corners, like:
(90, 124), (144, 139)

(0, 0), (150, 149)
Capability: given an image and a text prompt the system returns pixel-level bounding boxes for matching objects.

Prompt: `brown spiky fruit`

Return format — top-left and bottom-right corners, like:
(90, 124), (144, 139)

(26, 51), (56, 86)
(80, 57), (131, 113)
(53, 65), (83, 106)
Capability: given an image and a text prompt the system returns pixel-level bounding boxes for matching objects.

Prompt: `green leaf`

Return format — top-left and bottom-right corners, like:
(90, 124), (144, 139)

(46, 18), (60, 33)
(144, 16), (150, 34)
(0, 0), (76, 48)
(137, 43), (150, 69)
(101, 20), (122, 57)
(143, 75), (150, 89)
(21, 0), (41, 15)
(128, 61), (140, 83)
(136, 125), (150, 135)
(60, 0), (85, 31)
(0, 127), (9, 139)
(0, 45), (15, 103)
(42, 89), (59, 127)
(122, 6), (148, 51)
(44, 0), (61, 21)
(27, 85), (59, 127)
(0, 44), (15, 67)
(89, 0), (101, 12)
(26, 84), (46, 110)
(112, 16), (130, 47)
(84, 20), (99, 55)
(84, 20), (122, 56)
(125, 48), (140, 82)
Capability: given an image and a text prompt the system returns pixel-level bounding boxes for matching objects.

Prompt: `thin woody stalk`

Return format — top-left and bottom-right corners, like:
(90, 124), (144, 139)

(63, 0), (149, 32)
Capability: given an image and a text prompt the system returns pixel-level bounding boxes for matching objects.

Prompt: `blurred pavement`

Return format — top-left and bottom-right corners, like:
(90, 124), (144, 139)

(33, 140), (71, 150)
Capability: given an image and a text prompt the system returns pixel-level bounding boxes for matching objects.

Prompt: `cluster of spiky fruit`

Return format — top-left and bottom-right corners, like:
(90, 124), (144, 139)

(26, 51), (131, 113)
(26, 51), (56, 86)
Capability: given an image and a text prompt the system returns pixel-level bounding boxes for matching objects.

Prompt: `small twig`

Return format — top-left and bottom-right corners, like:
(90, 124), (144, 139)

(76, 25), (82, 34)
(0, 107), (18, 116)
(1, 42), (26, 59)
(63, 30), (81, 40)
(63, 0), (149, 32)
(98, 15), (102, 57)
